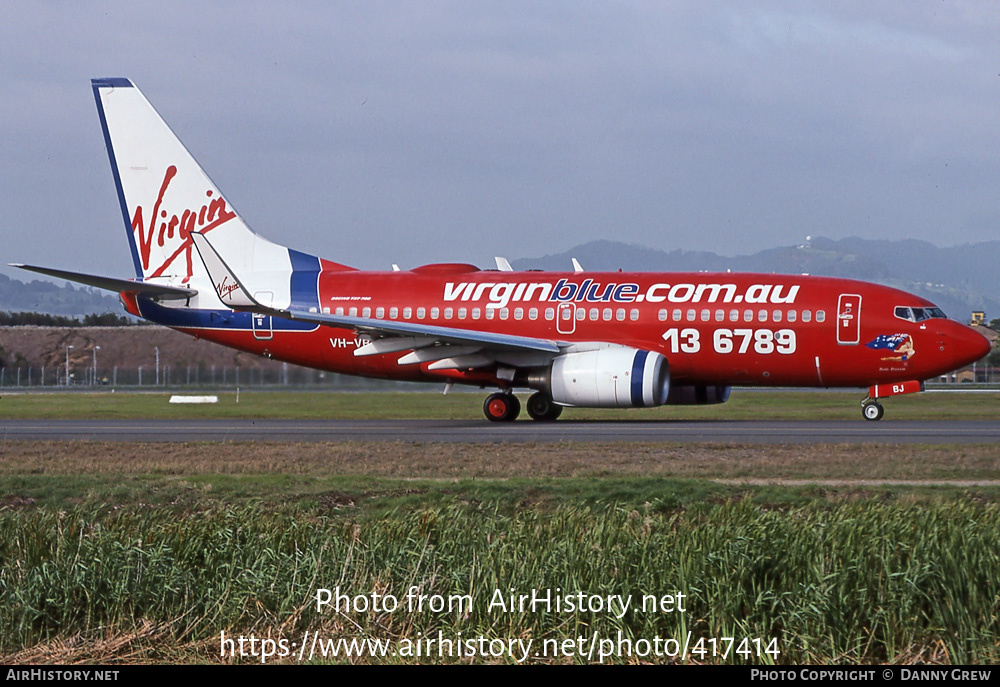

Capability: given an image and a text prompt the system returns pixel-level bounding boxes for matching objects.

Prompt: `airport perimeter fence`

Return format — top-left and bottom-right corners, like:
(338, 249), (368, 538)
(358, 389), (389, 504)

(0, 363), (999, 390)
(0, 363), (419, 391)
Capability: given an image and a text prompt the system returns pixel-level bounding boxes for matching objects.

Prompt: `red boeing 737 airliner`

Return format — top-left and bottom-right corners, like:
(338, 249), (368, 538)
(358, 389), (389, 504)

(14, 79), (992, 422)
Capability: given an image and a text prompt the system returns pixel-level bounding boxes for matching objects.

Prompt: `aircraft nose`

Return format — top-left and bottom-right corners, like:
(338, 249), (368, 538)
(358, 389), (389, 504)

(951, 324), (992, 368)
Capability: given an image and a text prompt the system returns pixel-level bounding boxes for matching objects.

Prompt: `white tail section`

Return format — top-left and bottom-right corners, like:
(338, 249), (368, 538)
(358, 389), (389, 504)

(92, 78), (291, 288)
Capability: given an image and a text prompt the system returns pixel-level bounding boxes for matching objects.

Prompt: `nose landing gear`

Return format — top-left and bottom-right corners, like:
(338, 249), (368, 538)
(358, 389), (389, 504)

(861, 400), (884, 421)
(860, 381), (924, 421)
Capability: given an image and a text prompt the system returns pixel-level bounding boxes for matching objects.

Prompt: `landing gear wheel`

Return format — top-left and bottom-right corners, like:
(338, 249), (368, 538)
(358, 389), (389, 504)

(862, 401), (884, 422)
(484, 392), (520, 422)
(526, 392), (563, 421)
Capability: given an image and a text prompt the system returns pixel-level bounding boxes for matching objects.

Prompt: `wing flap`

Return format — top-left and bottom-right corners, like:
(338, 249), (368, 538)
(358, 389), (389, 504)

(397, 345), (483, 365)
(354, 336), (437, 357)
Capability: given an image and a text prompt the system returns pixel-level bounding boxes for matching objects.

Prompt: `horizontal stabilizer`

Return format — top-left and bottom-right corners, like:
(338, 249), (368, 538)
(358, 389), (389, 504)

(10, 264), (197, 299)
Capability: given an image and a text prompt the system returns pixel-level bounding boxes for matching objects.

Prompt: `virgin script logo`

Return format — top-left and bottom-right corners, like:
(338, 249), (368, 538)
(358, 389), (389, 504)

(130, 165), (237, 280)
(216, 276), (240, 302)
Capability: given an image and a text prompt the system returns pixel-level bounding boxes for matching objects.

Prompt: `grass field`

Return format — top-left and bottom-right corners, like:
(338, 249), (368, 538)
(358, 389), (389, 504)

(1, 388), (999, 420)
(1, 391), (998, 664)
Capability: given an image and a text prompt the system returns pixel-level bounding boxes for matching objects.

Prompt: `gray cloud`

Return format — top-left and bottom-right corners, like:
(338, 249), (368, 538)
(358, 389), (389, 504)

(1, 2), (997, 277)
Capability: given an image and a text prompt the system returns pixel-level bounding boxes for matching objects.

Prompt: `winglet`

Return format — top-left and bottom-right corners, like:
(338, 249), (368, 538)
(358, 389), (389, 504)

(572, 258), (584, 273)
(495, 256), (513, 272)
(189, 232), (262, 310)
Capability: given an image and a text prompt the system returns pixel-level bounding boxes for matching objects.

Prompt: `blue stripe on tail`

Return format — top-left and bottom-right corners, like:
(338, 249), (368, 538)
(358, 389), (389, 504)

(92, 79), (143, 278)
(289, 249), (321, 311)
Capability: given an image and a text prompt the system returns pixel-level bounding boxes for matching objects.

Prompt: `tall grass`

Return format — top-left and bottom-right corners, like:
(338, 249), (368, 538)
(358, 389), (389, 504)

(1, 500), (998, 663)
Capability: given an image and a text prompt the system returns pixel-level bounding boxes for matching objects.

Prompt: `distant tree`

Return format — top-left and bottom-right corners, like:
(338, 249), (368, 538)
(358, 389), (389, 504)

(82, 313), (134, 326)
(0, 311), (138, 327)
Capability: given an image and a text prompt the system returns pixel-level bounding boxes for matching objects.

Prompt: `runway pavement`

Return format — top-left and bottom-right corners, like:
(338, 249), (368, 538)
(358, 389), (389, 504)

(2, 418), (998, 443)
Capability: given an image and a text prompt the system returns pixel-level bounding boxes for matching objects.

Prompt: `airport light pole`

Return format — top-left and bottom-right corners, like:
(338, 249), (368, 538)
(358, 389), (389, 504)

(65, 345), (74, 386)
(92, 346), (101, 386)
(155, 346), (160, 386)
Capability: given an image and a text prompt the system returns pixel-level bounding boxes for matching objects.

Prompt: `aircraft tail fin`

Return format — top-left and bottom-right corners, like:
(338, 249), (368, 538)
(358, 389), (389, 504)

(91, 78), (294, 284)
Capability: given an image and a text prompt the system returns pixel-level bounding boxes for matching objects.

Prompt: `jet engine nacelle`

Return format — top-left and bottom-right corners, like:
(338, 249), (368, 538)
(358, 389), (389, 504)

(665, 384), (731, 405)
(544, 346), (670, 408)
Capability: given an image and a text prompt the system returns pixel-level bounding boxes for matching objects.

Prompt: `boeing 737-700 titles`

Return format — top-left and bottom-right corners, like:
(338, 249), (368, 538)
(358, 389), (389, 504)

(14, 79), (992, 422)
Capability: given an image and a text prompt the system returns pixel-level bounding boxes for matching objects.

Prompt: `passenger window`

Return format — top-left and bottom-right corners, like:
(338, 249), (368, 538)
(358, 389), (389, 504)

(417, 307), (426, 319)
(514, 308), (523, 320)
(336, 307), (344, 316)
(390, 307), (399, 319)
(430, 307), (439, 319)
(658, 309), (667, 322)
(730, 309), (739, 322)
(715, 309), (724, 322)
(590, 308), (599, 321)
(772, 309), (782, 323)
(458, 307), (467, 319)
(787, 310), (797, 323)
(701, 309), (710, 322)
(686, 309), (696, 322)
(486, 308), (495, 320)
(603, 308), (612, 321)
(630, 309), (639, 321)
(363, 307), (371, 318)
(672, 309), (682, 322)
(349, 307), (358, 317)
(444, 307), (453, 319)
(529, 308), (538, 320)
(758, 309), (767, 322)
(545, 308), (555, 321)
(744, 309), (753, 322)
(376, 307), (385, 318)
(616, 308), (626, 321)
(816, 310), (825, 323)
(802, 310), (812, 323)
(472, 308), (481, 320)
(576, 308), (585, 321)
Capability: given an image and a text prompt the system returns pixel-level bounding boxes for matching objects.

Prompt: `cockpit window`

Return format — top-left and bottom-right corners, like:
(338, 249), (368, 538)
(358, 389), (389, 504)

(894, 306), (946, 322)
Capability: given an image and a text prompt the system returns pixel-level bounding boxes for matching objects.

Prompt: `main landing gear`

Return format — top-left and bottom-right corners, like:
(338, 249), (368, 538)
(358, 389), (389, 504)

(483, 391), (562, 422)
(526, 391), (563, 422)
(484, 392), (520, 422)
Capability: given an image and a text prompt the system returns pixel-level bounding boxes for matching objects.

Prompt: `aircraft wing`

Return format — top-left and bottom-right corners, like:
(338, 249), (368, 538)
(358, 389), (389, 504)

(10, 264), (198, 299)
(190, 233), (560, 371)
(280, 308), (560, 354)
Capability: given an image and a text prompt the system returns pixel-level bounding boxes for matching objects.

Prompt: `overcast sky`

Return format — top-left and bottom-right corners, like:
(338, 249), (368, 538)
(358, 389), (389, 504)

(1, 2), (998, 277)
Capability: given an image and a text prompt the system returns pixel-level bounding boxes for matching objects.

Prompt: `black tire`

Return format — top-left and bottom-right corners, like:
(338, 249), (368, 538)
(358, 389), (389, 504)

(526, 392), (563, 421)
(484, 392), (519, 422)
(508, 394), (521, 420)
(862, 401), (884, 421)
